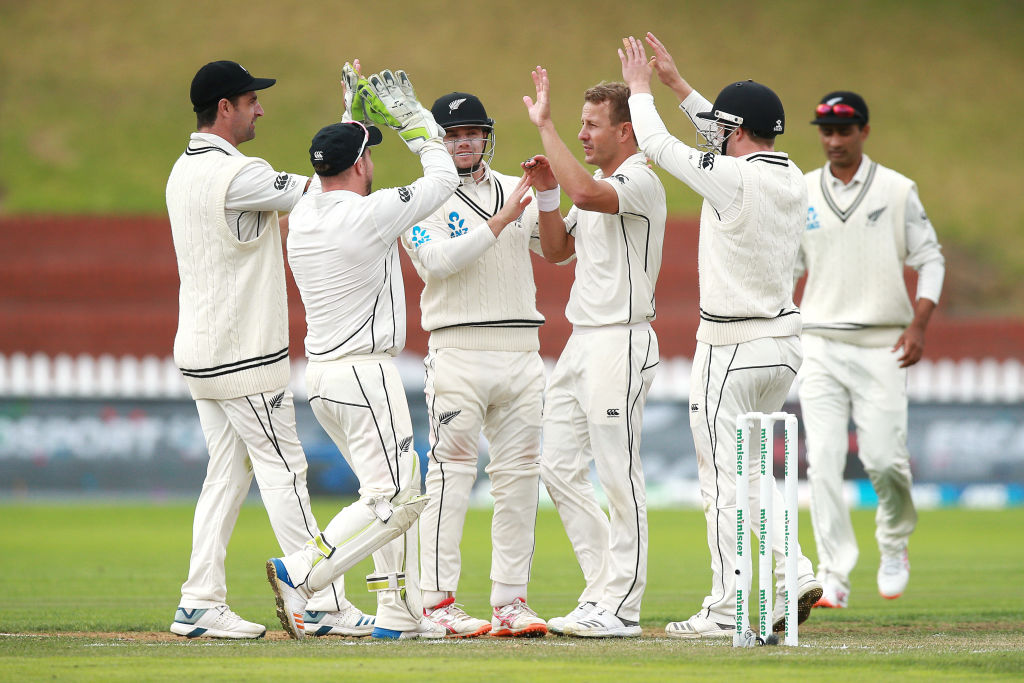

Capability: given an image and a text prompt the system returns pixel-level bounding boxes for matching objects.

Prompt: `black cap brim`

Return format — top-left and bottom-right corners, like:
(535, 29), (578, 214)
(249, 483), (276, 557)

(810, 115), (866, 126)
(249, 77), (276, 92)
(366, 125), (383, 146)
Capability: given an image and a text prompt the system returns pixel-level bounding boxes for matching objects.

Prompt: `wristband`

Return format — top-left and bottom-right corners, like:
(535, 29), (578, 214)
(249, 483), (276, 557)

(536, 187), (561, 212)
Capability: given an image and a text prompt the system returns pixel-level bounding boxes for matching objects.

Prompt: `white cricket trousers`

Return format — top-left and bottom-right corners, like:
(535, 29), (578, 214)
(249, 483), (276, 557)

(541, 324), (658, 623)
(688, 336), (814, 623)
(419, 348), (544, 605)
(306, 356), (425, 632)
(798, 334), (917, 592)
(183, 388), (347, 612)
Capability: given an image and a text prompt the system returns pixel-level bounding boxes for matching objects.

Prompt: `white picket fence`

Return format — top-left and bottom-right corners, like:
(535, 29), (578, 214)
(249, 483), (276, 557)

(0, 352), (1021, 403)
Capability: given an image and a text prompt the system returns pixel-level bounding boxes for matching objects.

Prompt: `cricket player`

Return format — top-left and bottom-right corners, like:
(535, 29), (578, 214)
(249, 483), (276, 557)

(403, 92), (548, 638)
(267, 67), (529, 640)
(619, 33), (821, 639)
(523, 67), (667, 638)
(798, 91), (944, 608)
(166, 60), (370, 639)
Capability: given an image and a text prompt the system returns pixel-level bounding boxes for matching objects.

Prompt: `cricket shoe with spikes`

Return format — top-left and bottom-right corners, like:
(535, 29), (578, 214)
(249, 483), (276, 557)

(370, 619), (447, 640)
(491, 598), (547, 637)
(562, 606), (640, 638)
(266, 557), (309, 639)
(772, 574), (823, 633)
(547, 602), (596, 635)
(303, 604), (376, 637)
(665, 611), (734, 639)
(424, 597), (491, 638)
(878, 546), (910, 599)
(169, 604), (266, 639)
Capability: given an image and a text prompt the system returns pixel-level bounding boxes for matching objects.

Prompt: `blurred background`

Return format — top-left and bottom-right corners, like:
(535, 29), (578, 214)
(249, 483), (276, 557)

(1, 0), (1022, 507)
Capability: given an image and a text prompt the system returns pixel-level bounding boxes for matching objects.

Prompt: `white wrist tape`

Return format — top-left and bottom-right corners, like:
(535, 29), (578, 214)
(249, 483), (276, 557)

(536, 187), (561, 212)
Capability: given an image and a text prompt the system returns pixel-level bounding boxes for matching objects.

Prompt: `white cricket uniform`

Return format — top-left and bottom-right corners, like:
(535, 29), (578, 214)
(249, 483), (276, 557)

(287, 139), (458, 632)
(541, 152), (665, 623)
(629, 91), (816, 625)
(796, 155), (944, 594)
(166, 132), (348, 613)
(401, 166), (546, 607)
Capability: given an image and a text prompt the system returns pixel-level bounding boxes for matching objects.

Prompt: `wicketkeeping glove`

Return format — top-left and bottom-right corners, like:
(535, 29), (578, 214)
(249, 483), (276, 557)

(357, 69), (444, 154)
(341, 62), (369, 123)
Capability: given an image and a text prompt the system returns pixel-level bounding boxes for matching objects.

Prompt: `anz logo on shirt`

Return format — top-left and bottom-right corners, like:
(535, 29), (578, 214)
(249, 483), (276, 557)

(447, 211), (468, 238)
(410, 225), (432, 248)
(806, 206), (821, 231)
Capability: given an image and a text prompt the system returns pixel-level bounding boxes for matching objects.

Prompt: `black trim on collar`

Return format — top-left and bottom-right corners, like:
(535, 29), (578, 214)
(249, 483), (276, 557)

(820, 161), (877, 223)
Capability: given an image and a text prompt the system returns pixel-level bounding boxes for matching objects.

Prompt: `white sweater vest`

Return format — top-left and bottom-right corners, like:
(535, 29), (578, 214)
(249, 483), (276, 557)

(801, 163), (914, 347)
(167, 149), (290, 399)
(696, 154), (805, 345)
(408, 170), (543, 352)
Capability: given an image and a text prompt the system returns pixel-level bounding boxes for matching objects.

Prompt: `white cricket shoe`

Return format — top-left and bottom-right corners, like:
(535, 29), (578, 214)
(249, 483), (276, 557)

(665, 612), (733, 639)
(878, 547), (910, 599)
(562, 607), (640, 638)
(771, 574), (823, 633)
(370, 618), (447, 640)
(547, 602), (596, 635)
(491, 598), (548, 637)
(169, 604), (266, 639)
(814, 576), (850, 609)
(424, 597), (491, 638)
(303, 604), (375, 637)
(266, 557), (308, 639)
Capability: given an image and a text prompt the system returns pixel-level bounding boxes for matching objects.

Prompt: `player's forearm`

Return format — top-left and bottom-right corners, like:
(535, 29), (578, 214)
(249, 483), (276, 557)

(416, 223), (496, 279)
(908, 297), (937, 334)
(537, 209), (573, 262)
(536, 122), (604, 208)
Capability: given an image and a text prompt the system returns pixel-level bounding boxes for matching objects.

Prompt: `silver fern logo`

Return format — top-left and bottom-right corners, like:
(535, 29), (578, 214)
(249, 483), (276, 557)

(399, 437), (413, 452)
(269, 391), (285, 409)
(438, 410), (461, 425)
(448, 98), (466, 112)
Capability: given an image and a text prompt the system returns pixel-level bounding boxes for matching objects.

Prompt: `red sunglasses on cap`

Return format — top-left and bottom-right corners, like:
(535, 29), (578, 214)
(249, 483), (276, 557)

(815, 103), (859, 118)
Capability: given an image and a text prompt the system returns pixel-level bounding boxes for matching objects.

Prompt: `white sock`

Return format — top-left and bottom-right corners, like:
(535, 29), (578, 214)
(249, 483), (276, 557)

(423, 590), (451, 611)
(491, 581), (527, 608)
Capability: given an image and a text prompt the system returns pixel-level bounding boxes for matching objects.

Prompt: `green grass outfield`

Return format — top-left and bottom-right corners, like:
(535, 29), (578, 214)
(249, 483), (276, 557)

(1, 502), (1022, 681)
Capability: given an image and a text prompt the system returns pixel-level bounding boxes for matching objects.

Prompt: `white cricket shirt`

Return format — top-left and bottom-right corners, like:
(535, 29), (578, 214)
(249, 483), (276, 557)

(562, 153), (667, 327)
(286, 141), (458, 360)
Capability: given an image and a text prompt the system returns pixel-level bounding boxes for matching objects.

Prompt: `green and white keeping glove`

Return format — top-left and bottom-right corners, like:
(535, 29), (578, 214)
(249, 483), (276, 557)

(341, 61), (369, 123)
(357, 69), (444, 153)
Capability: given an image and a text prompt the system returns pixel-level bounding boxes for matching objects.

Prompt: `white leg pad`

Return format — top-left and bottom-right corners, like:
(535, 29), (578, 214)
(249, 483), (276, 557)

(304, 494), (429, 594)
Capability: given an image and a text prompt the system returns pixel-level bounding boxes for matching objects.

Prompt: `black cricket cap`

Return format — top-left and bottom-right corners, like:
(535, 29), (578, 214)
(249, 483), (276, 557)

(309, 122), (383, 176)
(697, 80), (786, 137)
(430, 92), (494, 131)
(190, 60), (276, 113)
(811, 91), (869, 125)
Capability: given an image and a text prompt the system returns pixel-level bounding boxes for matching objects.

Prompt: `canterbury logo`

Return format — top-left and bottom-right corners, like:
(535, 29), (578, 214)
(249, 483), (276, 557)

(273, 172), (289, 190)
(269, 391), (285, 409)
(398, 186), (413, 203)
(606, 408), (620, 417)
(399, 436), (413, 452)
(448, 98), (466, 112)
(438, 410), (461, 425)
(691, 403), (699, 413)
(313, 151), (324, 160)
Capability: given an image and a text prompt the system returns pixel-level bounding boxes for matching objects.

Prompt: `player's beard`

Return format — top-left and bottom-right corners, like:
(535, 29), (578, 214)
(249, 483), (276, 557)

(364, 176), (372, 195)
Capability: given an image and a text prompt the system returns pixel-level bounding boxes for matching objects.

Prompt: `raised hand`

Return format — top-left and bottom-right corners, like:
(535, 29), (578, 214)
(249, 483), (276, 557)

(341, 60), (366, 122)
(645, 32), (686, 92)
(358, 69), (444, 153)
(523, 66), (552, 129)
(488, 174), (534, 237)
(618, 36), (653, 94)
